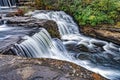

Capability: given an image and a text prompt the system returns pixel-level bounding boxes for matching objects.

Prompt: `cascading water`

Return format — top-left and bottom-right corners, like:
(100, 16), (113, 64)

(32, 11), (79, 36)
(0, 0), (16, 7)
(29, 11), (120, 80)
(12, 28), (71, 60)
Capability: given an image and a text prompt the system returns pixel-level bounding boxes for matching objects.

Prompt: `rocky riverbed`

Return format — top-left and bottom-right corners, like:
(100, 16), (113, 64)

(0, 11), (119, 80)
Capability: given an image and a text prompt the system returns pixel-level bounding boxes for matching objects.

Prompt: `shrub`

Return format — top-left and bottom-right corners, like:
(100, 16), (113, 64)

(34, 0), (120, 26)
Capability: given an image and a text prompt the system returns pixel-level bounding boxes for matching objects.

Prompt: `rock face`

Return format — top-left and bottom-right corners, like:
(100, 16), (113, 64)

(0, 54), (107, 80)
(4, 17), (60, 38)
(81, 26), (120, 45)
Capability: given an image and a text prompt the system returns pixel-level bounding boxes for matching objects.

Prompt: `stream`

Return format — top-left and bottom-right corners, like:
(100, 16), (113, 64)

(0, 11), (120, 80)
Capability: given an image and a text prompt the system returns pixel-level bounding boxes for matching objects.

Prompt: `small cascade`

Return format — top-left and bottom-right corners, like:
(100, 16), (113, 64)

(32, 11), (79, 36)
(12, 28), (71, 60)
(0, 0), (9, 6)
(0, 0), (16, 7)
(30, 11), (120, 80)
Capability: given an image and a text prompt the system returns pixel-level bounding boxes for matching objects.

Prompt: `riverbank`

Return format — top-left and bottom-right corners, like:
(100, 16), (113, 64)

(81, 24), (120, 45)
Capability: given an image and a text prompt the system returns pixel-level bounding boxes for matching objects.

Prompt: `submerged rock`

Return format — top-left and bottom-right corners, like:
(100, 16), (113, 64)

(76, 44), (89, 52)
(0, 54), (107, 80)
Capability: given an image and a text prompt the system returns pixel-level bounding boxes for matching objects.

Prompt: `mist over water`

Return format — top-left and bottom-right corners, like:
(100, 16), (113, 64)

(12, 11), (120, 80)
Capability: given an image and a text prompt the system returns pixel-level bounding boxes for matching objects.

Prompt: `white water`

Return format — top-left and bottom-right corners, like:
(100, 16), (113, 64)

(32, 11), (79, 36)
(12, 28), (71, 60)
(14, 11), (120, 80)
(0, 0), (16, 7)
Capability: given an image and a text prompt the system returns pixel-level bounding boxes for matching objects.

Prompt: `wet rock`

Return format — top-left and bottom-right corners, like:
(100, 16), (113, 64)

(65, 43), (90, 53)
(41, 20), (60, 38)
(5, 9), (24, 17)
(65, 42), (77, 51)
(0, 19), (3, 25)
(92, 42), (106, 48)
(0, 54), (107, 80)
(77, 53), (90, 60)
(3, 17), (60, 38)
(5, 12), (16, 17)
(75, 44), (89, 52)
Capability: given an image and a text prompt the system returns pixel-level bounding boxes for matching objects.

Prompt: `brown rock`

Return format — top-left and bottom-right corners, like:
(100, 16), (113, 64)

(81, 26), (120, 45)
(5, 9), (24, 17)
(0, 54), (107, 80)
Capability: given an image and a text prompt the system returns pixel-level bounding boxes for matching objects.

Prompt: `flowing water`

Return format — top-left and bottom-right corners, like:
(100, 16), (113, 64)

(11, 11), (120, 80)
(12, 28), (71, 60)
(0, 0), (16, 7)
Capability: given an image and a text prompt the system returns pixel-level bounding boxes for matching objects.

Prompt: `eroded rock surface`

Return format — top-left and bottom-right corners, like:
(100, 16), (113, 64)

(0, 54), (107, 80)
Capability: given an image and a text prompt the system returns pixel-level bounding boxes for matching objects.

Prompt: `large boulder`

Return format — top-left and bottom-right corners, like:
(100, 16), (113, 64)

(0, 54), (107, 80)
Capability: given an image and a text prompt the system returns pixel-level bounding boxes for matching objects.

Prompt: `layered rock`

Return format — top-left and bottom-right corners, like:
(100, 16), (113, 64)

(81, 26), (120, 45)
(0, 54), (107, 80)
(4, 17), (60, 38)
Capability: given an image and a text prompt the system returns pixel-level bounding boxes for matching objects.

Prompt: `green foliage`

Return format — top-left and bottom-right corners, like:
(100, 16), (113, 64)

(34, 0), (54, 10)
(60, 0), (120, 26)
(34, 0), (120, 26)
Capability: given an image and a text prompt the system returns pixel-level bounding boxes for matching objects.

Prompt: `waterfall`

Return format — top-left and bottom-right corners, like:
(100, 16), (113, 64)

(30, 11), (120, 80)
(0, 0), (16, 7)
(32, 11), (79, 36)
(12, 28), (71, 60)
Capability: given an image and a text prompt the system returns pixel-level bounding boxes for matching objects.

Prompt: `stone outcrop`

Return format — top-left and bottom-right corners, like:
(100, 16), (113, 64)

(4, 17), (60, 38)
(0, 54), (107, 80)
(0, 17), (60, 54)
(81, 26), (120, 45)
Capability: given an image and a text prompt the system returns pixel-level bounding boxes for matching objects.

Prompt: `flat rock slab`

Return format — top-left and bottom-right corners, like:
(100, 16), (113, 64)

(0, 54), (107, 80)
